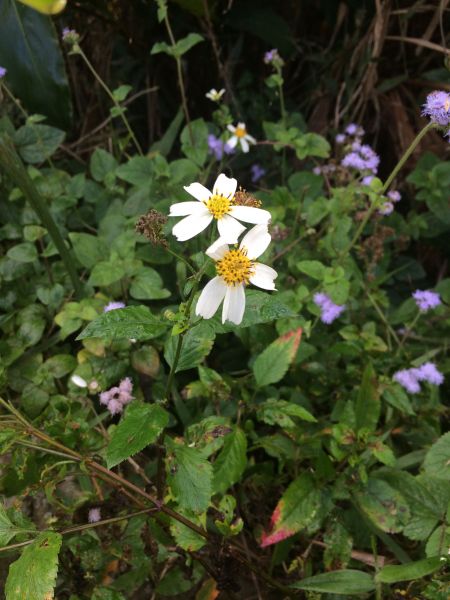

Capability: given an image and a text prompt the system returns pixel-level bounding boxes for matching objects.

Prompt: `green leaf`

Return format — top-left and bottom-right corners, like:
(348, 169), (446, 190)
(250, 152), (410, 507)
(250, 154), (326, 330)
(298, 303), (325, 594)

(0, 1), (71, 128)
(68, 233), (109, 269)
(166, 438), (213, 513)
(77, 306), (167, 341)
(0, 505), (20, 546)
(116, 156), (153, 186)
(130, 268), (171, 300)
(106, 402), (169, 469)
(15, 0), (66, 15)
(6, 242), (37, 263)
(294, 133), (330, 159)
(355, 363), (380, 432)
(261, 473), (320, 547)
(355, 478), (410, 533)
(256, 399), (316, 429)
(253, 328), (302, 387)
(5, 531), (62, 600)
(375, 557), (442, 584)
(151, 108), (184, 156)
(164, 330), (214, 373)
(383, 386), (415, 416)
(170, 511), (206, 552)
(173, 33), (204, 57)
(180, 118), (208, 166)
(213, 428), (247, 495)
(150, 40), (173, 56)
(290, 570), (375, 595)
(296, 260), (325, 280)
(90, 148), (118, 182)
(424, 431), (450, 480)
(14, 124), (65, 164)
(88, 261), (126, 286)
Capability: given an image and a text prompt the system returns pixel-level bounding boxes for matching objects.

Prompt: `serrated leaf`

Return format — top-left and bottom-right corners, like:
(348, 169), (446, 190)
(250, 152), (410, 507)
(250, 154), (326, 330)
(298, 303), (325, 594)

(375, 557), (442, 583)
(106, 402), (169, 469)
(256, 399), (316, 428)
(296, 260), (325, 280)
(0, 505), (18, 546)
(261, 473), (320, 547)
(355, 478), (410, 533)
(170, 510), (206, 551)
(116, 156), (153, 186)
(423, 431), (450, 480)
(290, 570), (375, 595)
(166, 438), (213, 513)
(294, 133), (330, 160)
(355, 363), (380, 432)
(164, 330), (214, 373)
(213, 428), (247, 495)
(5, 531), (62, 600)
(77, 306), (167, 341)
(253, 328), (302, 387)
(90, 148), (118, 182)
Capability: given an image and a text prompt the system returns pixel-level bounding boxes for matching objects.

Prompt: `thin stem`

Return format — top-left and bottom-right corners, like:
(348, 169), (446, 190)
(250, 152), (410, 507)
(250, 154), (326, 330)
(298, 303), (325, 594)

(396, 310), (422, 355)
(0, 136), (84, 298)
(365, 289), (401, 347)
(75, 47), (143, 156)
(14, 440), (78, 461)
(165, 248), (196, 275)
(163, 14), (193, 143)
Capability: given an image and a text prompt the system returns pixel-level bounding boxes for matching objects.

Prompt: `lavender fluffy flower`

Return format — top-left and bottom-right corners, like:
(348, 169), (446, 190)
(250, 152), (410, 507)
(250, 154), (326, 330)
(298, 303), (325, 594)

(412, 290), (441, 312)
(251, 164), (266, 183)
(313, 166), (322, 175)
(416, 362), (444, 386)
(422, 91), (450, 127)
(362, 175), (374, 186)
(379, 201), (394, 216)
(393, 369), (421, 394)
(335, 133), (346, 144)
(313, 293), (346, 324)
(387, 190), (401, 202)
(345, 124), (358, 135)
(264, 48), (279, 64)
(0, 66), (6, 79)
(98, 378), (134, 416)
(341, 152), (366, 170)
(88, 508), (101, 523)
(104, 301), (125, 312)
(207, 134), (233, 161)
(342, 143), (380, 174)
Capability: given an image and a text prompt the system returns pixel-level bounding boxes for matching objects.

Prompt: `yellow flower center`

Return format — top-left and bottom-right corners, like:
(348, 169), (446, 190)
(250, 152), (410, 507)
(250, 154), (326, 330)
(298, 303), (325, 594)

(205, 194), (232, 219)
(216, 248), (254, 286)
(235, 126), (247, 138)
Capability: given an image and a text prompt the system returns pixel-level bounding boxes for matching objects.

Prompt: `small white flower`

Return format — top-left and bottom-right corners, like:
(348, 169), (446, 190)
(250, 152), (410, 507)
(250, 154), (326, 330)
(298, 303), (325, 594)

(206, 88), (225, 102)
(71, 375), (88, 388)
(196, 224), (277, 325)
(226, 122), (256, 153)
(169, 173), (271, 243)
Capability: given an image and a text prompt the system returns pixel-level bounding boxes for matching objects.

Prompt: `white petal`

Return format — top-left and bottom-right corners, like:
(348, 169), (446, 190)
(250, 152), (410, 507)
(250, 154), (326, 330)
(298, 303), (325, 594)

(226, 135), (238, 148)
(240, 138), (250, 153)
(169, 201), (209, 217)
(246, 134), (256, 144)
(213, 173), (238, 198)
(222, 284), (246, 325)
(240, 224), (271, 259)
(229, 205), (271, 225)
(227, 124), (236, 133)
(172, 213), (213, 241)
(249, 263), (278, 290)
(184, 182), (211, 202)
(237, 122), (246, 129)
(195, 276), (227, 319)
(206, 238), (229, 260)
(218, 214), (246, 244)
(71, 375), (87, 388)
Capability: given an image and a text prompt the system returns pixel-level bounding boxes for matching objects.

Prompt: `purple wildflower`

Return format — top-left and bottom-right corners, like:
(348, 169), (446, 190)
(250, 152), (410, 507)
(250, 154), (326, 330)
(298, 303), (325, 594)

(393, 369), (421, 394)
(104, 301), (126, 312)
(88, 508), (101, 523)
(416, 362), (444, 386)
(387, 190), (401, 202)
(345, 124), (358, 135)
(362, 175), (374, 186)
(335, 133), (346, 144)
(208, 134), (224, 160)
(313, 166), (322, 175)
(313, 293), (346, 324)
(341, 152), (366, 170)
(107, 399), (123, 415)
(412, 290), (441, 312)
(264, 49), (279, 64)
(251, 164), (266, 183)
(379, 202), (394, 216)
(422, 91), (450, 127)
(62, 28), (79, 43)
(0, 66), (6, 79)
(98, 378), (134, 416)
(342, 143), (380, 174)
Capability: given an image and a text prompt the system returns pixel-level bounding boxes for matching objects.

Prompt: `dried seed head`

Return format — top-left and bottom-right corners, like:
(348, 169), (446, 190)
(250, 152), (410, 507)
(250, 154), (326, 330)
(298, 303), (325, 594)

(135, 209), (168, 247)
(233, 187), (262, 208)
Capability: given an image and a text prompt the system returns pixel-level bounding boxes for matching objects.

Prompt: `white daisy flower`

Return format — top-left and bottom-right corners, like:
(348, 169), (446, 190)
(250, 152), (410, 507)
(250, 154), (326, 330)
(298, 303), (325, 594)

(205, 88), (225, 102)
(170, 173), (271, 244)
(195, 224), (277, 325)
(226, 122), (256, 153)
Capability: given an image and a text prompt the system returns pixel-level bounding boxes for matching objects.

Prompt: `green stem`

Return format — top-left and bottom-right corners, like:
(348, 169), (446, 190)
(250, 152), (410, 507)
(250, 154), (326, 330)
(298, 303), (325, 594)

(166, 248), (196, 275)
(396, 310), (422, 355)
(0, 136), (84, 298)
(75, 47), (143, 156)
(365, 289), (400, 347)
(341, 122), (435, 257)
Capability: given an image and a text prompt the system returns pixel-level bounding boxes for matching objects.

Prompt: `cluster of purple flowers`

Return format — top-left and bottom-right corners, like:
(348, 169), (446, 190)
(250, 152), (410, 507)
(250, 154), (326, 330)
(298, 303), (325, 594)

(99, 377), (133, 415)
(313, 164), (336, 176)
(251, 164), (266, 183)
(104, 301), (125, 312)
(422, 91), (450, 127)
(394, 362), (444, 394)
(378, 189), (402, 216)
(264, 48), (282, 66)
(207, 134), (234, 161)
(341, 142), (380, 174)
(0, 66), (7, 79)
(313, 293), (346, 324)
(88, 508), (101, 523)
(412, 289), (441, 312)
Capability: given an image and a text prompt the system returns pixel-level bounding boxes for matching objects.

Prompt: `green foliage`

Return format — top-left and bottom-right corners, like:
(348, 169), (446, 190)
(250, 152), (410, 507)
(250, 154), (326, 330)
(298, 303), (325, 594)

(77, 306), (167, 341)
(106, 402), (170, 468)
(253, 327), (302, 386)
(212, 428), (247, 495)
(5, 531), (62, 600)
(376, 557), (442, 583)
(291, 570), (375, 594)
